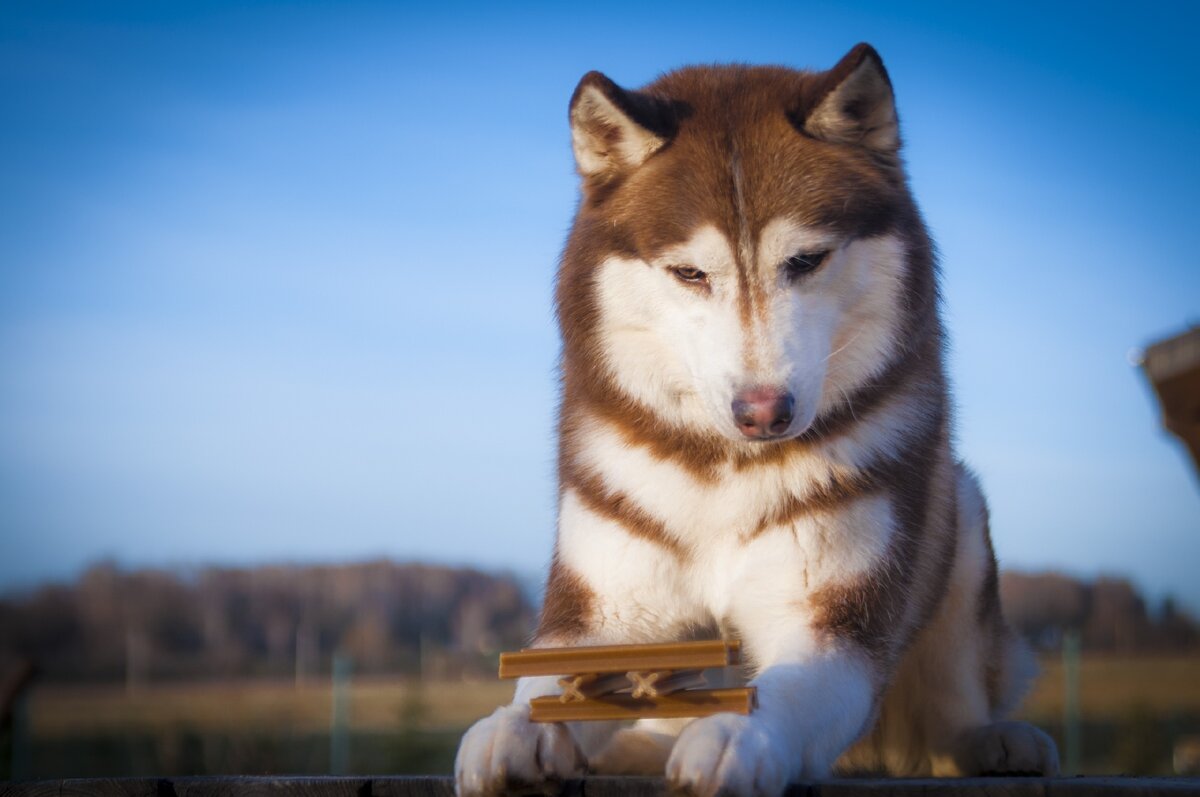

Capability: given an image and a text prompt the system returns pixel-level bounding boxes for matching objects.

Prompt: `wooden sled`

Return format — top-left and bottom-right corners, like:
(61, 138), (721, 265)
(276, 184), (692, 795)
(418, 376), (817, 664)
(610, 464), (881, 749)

(498, 639), (756, 722)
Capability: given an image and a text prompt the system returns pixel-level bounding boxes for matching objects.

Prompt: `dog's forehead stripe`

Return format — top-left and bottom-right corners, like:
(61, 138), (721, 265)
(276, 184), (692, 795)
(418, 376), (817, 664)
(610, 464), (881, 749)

(730, 148), (756, 331)
(629, 66), (903, 250)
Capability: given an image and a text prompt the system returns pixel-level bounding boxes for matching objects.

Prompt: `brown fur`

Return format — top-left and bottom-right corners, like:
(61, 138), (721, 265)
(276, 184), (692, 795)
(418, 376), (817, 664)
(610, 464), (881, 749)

(976, 507), (1012, 714)
(529, 44), (1054, 779)
(562, 462), (691, 560)
(808, 409), (953, 665)
(552, 45), (950, 668)
(537, 556), (596, 642)
(556, 55), (936, 485)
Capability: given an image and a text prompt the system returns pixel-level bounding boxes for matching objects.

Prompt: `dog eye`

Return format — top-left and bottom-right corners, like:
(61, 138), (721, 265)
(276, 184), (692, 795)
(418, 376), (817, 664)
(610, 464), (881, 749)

(670, 265), (708, 285)
(783, 251), (830, 280)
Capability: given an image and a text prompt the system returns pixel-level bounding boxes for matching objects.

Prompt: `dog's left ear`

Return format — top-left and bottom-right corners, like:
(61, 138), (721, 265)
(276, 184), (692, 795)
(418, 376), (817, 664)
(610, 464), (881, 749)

(569, 71), (678, 181)
(797, 43), (900, 159)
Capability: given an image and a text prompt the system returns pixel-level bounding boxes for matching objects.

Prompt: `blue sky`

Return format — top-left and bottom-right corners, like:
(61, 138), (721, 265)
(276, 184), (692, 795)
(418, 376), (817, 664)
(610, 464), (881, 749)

(2, 1), (1198, 610)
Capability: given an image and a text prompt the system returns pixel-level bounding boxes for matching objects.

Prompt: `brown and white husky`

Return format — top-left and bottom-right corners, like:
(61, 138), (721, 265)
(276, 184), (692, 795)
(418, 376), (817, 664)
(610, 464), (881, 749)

(455, 43), (1058, 797)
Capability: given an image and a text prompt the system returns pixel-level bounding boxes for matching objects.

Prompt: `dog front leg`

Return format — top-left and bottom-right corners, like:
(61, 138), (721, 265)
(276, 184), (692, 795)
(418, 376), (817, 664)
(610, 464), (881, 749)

(666, 633), (878, 797)
(455, 558), (596, 797)
(454, 671), (587, 797)
(455, 551), (653, 796)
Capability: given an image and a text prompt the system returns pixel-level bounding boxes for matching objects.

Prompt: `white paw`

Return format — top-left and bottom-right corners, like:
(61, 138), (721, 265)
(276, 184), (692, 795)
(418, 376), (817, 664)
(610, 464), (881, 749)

(666, 714), (788, 797)
(957, 720), (1060, 776)
(454, 704), (585, 797)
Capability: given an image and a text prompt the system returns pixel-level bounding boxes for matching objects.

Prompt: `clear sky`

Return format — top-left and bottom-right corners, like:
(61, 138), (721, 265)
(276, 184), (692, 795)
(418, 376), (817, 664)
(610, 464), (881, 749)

(2, 1), (1198, 610)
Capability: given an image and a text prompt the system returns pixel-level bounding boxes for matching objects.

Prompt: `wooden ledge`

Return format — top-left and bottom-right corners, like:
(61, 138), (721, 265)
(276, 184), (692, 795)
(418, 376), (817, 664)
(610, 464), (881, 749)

(3, 776), (1199, 797)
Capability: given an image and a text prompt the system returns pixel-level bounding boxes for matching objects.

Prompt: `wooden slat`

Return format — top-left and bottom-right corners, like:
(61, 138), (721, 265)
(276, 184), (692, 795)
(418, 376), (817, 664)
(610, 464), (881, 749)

(528, 687), (756, 722)
(371, 776), (456, 797)
(4, 777), (1200, 797)
(8, 780), (162, 797)
(499, 639), (740, 678)
(173, 777), (373, 797)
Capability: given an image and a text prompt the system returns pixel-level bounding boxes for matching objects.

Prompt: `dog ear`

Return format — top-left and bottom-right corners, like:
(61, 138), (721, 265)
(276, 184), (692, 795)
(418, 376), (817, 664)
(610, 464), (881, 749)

(569, 71), (677, 180)
(798, 43), (899, 159)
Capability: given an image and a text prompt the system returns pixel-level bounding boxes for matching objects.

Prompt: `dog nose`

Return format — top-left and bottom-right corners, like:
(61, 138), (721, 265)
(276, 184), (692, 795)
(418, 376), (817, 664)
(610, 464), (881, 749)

(731, 388), (795, 439)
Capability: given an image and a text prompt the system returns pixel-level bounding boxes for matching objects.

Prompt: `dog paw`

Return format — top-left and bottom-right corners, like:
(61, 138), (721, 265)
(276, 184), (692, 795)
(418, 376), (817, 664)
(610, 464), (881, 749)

(455, 704), (585, 797)
(955, 720), (1060, 776)
(665, 713), (788, 797)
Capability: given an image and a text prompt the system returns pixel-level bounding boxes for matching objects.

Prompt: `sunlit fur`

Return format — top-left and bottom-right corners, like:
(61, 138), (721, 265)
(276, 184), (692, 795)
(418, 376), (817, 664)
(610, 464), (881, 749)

(594, 223), (908, 443)
(455, 44), (1058, 797)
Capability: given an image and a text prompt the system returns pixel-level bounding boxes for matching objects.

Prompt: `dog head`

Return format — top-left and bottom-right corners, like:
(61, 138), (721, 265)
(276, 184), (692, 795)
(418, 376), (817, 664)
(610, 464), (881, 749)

(558, 44), (933, 446)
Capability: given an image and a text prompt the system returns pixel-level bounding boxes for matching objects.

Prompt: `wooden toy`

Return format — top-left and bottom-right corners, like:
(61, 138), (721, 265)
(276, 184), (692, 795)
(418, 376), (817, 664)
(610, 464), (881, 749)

(498, 639), (756, 722)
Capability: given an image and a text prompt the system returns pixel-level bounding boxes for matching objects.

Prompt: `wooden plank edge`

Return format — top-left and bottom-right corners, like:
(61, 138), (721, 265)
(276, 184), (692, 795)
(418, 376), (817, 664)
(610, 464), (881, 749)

(3, 776), (1200, 797)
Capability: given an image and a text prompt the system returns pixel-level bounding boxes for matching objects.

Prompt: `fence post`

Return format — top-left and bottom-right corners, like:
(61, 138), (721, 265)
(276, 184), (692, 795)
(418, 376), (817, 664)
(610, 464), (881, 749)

(330, 653), (352, 775)
(9, 689), (30, 780)
(1063, 628), (1082, 774)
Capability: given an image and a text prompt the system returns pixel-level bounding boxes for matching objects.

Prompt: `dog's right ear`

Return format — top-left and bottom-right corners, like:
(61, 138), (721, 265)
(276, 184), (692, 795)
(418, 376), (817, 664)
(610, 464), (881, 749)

(796, 43), (900, 163)
(569, 72), (677, 181)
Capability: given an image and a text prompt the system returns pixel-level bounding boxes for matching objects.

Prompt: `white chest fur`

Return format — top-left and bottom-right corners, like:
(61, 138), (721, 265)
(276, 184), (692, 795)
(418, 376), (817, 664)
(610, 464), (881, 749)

(557, 417), (899, 648)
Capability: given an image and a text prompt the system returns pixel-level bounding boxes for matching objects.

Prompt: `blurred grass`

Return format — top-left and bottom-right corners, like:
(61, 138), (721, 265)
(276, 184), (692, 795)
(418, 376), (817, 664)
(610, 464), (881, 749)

(14, 655), (1200, 777)
(30, 655), (1200, 736)
(1015, 654), (1200, 775)
(1017, 654), (1200, 721)
(30, 677), (513, 736)
(20, 677), (514, 778)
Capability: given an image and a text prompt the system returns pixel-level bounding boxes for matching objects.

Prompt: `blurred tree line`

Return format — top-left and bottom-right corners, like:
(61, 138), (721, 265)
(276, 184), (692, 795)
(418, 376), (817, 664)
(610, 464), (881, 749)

(0, 561), (535, 682)
(1, 564), (1196, 684)
(1001, 571), (1199, 652)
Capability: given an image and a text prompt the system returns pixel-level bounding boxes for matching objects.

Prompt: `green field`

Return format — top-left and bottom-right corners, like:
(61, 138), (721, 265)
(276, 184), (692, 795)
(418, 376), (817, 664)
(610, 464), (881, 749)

(30, 677), (514, 736)
(10, 655), (1200, 778)
(1020, 655), (1200, 721)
